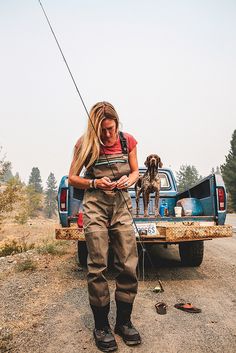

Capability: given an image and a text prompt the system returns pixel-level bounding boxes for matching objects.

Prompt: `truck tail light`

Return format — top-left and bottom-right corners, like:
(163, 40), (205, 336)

(77, 212), (83, 228)
(217, 187), (225, 211)
(60, 188), (67, 211)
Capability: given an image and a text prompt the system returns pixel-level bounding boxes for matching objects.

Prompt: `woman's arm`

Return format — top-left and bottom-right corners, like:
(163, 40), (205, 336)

(116, 146), (139, 189)
(128, 146), (139, 185)
(68, 151), (117, 190)
(68, 157), (90, 189)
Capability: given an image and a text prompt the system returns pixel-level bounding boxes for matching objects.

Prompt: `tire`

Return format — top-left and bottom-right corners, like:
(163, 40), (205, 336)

(179, 241), (204, 267)
(77, 241), (88, 267)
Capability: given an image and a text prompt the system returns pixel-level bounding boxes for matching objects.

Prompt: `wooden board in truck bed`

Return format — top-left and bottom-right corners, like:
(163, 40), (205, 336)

(55, 222), (232, 243)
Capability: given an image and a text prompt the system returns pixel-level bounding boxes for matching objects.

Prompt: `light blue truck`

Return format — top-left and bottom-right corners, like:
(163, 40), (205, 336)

(56, 168), (232, 267)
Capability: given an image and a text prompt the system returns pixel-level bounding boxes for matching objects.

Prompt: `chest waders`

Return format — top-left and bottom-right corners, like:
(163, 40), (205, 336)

(83, 133), (141, 349)
(83, 133), (138, 308)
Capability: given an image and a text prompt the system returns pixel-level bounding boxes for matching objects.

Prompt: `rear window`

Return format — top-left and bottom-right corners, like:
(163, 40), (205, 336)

(160, 173), (170, 188)
(129, 171), (171, 191)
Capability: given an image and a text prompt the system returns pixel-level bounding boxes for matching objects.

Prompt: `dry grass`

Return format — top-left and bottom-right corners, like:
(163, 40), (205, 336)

(0, 216), (58, 245)
(0, 239), (35, 257)
(15, 258), (37, 272)
(0, 216), (68, 258)
(37, 240), (69, 256)
(0, 329), (13, 353)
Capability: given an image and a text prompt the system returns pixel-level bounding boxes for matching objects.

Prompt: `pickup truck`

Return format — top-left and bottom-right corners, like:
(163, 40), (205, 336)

(55, 168), (232, 267)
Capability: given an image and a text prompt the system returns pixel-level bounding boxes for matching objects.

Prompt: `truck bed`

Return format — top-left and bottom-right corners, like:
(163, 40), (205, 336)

(56, 170), (232, 243)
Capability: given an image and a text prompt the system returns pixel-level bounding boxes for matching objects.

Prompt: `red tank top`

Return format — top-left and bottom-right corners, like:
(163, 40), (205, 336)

(75, 132), (137, 155)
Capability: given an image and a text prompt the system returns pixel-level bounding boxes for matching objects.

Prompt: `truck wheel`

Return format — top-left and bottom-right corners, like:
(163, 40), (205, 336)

(179, 241), (204, 267)
(77, 241), (88, 267)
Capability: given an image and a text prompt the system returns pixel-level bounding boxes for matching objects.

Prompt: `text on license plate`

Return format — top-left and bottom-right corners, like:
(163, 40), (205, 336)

(133, 222), (158, 236)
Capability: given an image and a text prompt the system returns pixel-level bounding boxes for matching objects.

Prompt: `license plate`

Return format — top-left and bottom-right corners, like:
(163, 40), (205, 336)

(133, 222), (158, 236)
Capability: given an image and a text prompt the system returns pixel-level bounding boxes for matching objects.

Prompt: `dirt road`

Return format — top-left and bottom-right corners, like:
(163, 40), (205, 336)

(1, 217), (236, 353)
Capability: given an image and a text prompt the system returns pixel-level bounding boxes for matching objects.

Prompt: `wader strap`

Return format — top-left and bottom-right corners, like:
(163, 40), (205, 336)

(119, 131), (128, 155)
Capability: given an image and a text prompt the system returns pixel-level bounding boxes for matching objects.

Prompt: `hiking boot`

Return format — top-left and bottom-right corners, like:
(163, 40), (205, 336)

(114, 320), (141, 346)
(115, 300), (141, 346)
(93, 326), (118, 352)
(91, 304), (118, 352)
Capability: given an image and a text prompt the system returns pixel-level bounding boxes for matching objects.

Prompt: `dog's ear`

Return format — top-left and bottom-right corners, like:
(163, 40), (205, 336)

(158, 158), (163, 168)
(144, 156), (149, 167)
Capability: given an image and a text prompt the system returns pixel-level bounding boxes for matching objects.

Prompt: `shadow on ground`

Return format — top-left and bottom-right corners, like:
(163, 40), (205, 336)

(75, 243), (207, 283)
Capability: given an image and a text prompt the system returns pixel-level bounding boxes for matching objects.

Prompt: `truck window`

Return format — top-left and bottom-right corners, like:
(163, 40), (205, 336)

(128, 171), (171, 191)
(160, 173), (170, 188)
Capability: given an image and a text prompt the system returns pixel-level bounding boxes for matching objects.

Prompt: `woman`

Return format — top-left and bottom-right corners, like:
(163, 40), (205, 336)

(69, 101), (141, 352)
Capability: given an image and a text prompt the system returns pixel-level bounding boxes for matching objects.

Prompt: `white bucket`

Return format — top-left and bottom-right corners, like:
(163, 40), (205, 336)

(174, 206), (182, 217)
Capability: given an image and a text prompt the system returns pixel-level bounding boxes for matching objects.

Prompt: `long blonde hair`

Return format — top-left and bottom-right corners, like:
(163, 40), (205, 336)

(72, 101), (119, 174)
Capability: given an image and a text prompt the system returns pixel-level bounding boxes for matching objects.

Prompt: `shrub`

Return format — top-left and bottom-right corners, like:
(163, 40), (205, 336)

(0, 239), (35, 257)
(14, 210), (29, 224)
(0, 240), (22, 257)
(37, 240), (68, 256)
(16, 259), (37, 272)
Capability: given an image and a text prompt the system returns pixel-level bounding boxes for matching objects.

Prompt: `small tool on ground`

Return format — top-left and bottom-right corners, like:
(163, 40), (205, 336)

(155, 302), (168, 315)
(153, 280), (164, 293)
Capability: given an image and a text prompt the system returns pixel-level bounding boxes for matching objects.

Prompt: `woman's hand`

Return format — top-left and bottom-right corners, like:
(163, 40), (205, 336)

(95, 177), (117, 190)
(115, 146), (139, 190)
(116, 175), (130, 189)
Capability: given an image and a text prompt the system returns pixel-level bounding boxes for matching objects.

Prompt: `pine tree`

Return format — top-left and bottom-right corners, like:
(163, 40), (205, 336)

(0, 150), (22, 224)
(28, 167), (43, 193)
(15, 172), (20, 180)
(0, 147), (11, 182)
(44, 172), (57, 218)
(2, 166), (13, 182)
(211, 166), (221, 175)
(176, 165), (202, 193)
(221, 130), (236, 211)
(27, 167), (43, 217)
(26, 185), (43, 217)
(0, 176), (22, 222)
(216, 166), (221, 175)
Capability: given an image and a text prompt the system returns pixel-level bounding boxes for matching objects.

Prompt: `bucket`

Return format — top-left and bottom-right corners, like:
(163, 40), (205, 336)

(176, 198), (203, 216)
(174, 206), (182, 217)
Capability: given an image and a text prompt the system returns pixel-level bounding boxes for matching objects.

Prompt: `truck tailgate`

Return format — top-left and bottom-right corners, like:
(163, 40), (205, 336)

(55, 223), (233, 242)
(156, 223), (232, 242)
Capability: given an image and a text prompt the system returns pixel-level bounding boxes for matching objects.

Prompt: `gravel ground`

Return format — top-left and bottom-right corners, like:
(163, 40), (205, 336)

(1, 216), (236, 353)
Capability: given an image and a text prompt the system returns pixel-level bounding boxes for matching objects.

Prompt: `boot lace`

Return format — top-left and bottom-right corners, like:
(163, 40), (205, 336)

(125, 320), (134, 329)
(97, 326), (111, 336)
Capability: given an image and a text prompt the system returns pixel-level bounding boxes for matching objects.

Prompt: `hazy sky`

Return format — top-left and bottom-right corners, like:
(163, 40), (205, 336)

(1, 0), (235, 186)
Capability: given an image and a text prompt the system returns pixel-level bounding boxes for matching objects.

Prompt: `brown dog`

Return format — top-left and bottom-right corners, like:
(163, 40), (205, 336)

(135, 154), (163, 217)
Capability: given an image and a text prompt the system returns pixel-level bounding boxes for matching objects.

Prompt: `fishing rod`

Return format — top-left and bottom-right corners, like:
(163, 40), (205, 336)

(37, 0), (155, 280)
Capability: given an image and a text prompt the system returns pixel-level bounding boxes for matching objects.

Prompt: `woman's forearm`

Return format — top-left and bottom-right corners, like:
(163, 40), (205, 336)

(128, 170), (139, 186)
(68, 175), (91, 189)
